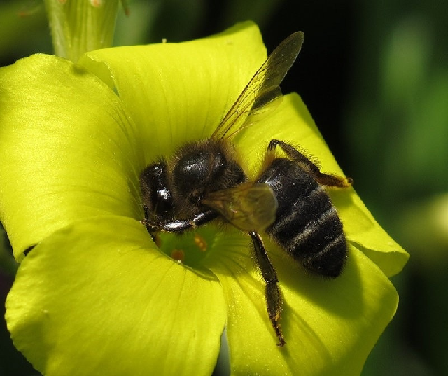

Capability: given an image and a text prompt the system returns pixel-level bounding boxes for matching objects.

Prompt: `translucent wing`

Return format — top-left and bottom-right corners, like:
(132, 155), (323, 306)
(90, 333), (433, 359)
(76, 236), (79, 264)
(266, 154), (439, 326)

(211, 31), (304, 140)
(202, 182), (278, 231)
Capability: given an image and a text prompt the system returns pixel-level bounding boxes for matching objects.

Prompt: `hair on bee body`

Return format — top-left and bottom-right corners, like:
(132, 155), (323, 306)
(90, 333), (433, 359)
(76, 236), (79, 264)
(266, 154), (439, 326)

(140, 31), (352, 346)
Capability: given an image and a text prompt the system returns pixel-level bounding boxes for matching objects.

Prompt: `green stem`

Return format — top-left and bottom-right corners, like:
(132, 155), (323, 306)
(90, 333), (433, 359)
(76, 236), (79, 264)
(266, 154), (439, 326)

(44, 0), (120, 62)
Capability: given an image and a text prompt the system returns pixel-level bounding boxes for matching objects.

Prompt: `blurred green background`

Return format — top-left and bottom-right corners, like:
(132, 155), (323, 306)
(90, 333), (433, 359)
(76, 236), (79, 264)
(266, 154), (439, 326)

(1, 0), (447, 375)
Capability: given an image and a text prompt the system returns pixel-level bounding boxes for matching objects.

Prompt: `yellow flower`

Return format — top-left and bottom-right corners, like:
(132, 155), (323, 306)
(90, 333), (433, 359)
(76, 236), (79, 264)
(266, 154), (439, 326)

(0, 22), (408, 375)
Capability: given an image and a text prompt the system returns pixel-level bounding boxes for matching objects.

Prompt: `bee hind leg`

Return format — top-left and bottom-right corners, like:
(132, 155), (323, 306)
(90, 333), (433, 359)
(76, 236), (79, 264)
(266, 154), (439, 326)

(249, 231), (286, 347)
(267, 139), (352, 188)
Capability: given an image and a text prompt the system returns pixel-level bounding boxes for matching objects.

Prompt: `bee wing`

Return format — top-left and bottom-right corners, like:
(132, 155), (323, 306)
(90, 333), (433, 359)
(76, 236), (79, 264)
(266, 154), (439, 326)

(202, 182), (278, 231)
(211, 32), (304, 140)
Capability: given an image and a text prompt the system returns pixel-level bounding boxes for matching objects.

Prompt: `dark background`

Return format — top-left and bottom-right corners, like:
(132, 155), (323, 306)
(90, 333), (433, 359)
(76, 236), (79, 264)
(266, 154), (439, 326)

(1, 0), (448, 375)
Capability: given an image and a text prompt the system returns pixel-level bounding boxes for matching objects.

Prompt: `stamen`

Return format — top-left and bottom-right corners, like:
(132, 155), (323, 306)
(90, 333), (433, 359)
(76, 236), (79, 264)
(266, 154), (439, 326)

(194, 234), (207, 252)
(90, 0), (103, 7)
(170, 249), (185, 263)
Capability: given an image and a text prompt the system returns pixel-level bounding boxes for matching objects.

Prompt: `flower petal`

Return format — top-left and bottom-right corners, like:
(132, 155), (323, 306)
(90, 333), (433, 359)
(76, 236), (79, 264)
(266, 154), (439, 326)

(78, 22), (267, 163)
(6, 216), (226, 376)
(210, 235), (398, 376)
(333, 189), (409, 277)
(236, 93), (347, 178)
(0, 55), (144, 259)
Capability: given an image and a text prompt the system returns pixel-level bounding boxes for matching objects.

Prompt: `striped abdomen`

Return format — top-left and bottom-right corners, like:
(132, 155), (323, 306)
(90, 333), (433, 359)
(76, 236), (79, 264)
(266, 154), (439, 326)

(257, 158), (347, 278)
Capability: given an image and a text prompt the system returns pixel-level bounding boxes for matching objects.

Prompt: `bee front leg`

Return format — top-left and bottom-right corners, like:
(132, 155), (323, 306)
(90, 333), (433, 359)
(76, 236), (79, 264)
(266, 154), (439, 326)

(143, 209), (219, 234)
(140, 205), (161, 244)
(267, 139), (352, 188)
(249, 231), (285, 347)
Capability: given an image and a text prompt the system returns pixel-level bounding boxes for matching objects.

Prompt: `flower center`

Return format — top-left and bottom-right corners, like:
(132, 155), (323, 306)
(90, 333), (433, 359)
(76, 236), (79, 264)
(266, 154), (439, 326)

(156, 226), (218, 269)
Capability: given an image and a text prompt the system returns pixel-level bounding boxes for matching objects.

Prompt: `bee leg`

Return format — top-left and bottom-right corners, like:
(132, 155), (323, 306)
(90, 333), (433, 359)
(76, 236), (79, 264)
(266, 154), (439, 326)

(267, 139), (352, 187)
(158, 209), (219, 233)
(249, 231), (285, 347)
(140, 205), (160, 243)
(142, 208), (218, 247)
(141, 225), (161, 247)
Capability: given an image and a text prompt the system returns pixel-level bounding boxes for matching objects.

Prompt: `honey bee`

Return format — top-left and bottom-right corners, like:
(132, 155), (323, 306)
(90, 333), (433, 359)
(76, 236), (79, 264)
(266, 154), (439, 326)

(140, 32), (352, 346)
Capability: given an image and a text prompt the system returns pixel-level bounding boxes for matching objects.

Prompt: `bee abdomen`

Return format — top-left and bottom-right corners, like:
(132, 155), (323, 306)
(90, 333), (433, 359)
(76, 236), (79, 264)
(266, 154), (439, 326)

(259, 159), (347, 278)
